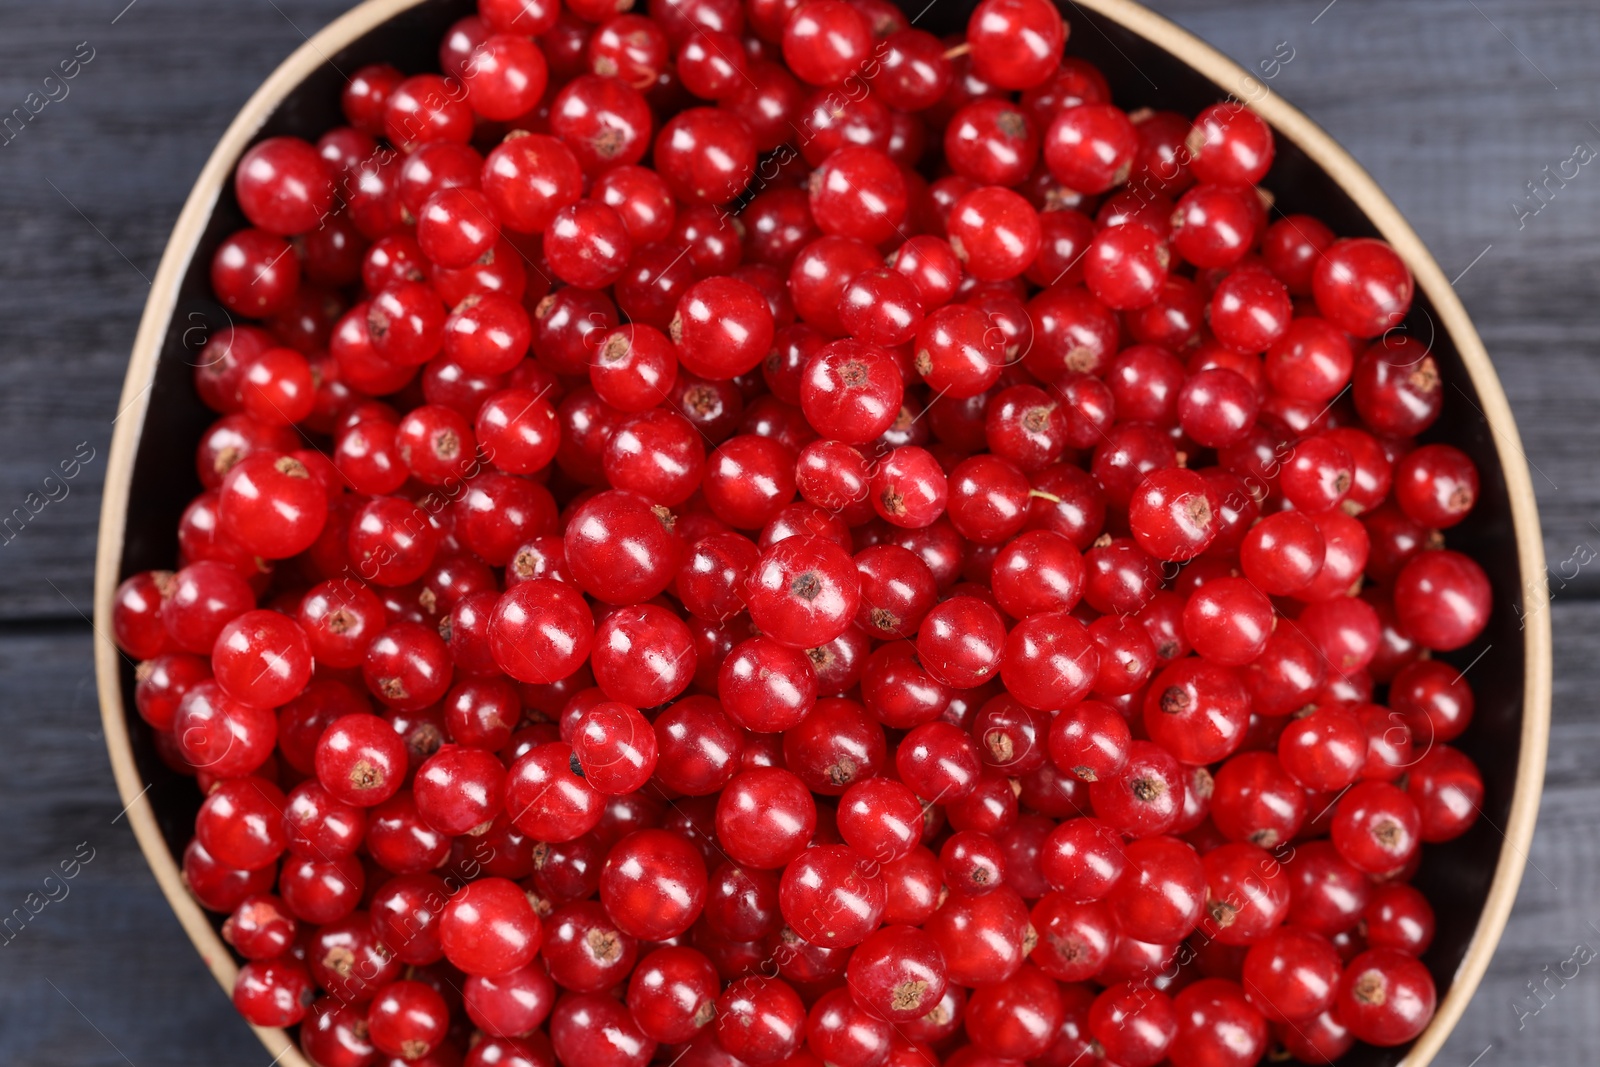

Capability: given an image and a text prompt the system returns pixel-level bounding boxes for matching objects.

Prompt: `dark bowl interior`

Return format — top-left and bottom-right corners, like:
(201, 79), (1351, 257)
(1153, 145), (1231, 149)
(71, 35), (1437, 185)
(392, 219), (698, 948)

(110, 1), (1528, 1063)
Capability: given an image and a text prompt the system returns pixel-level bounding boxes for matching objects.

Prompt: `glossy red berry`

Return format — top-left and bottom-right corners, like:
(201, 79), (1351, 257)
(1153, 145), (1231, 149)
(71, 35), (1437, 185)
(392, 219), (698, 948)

(1313, 238), (1414, 337)
(439, 876), (544, 976)
(1337, 948), (1437, 1046)
(600, 828), (708, 940)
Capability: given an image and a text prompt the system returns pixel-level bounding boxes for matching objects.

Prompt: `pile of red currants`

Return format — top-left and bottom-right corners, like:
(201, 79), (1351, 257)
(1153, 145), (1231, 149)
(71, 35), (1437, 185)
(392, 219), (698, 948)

(111, 0), (1496, 1063)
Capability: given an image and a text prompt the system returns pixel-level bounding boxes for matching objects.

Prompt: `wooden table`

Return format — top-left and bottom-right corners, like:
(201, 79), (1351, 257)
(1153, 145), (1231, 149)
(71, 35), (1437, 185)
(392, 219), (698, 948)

(1, 0), (1594, 1062)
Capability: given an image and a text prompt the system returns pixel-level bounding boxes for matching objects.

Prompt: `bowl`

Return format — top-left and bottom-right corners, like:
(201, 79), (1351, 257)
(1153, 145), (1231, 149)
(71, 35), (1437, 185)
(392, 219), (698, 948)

(94, 0), (1552, 1064)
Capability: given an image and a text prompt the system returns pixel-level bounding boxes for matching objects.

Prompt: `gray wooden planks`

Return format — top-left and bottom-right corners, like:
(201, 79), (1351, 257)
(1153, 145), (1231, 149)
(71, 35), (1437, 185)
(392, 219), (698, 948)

(2, 596), (1597, 1064)
(1, 0), (1600, 615)
(1, 0), (1598, 1064)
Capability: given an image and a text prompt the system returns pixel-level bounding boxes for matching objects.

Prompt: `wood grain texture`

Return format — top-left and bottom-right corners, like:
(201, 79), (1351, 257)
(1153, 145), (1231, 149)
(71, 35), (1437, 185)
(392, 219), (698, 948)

(0, 0), (1594, 1063)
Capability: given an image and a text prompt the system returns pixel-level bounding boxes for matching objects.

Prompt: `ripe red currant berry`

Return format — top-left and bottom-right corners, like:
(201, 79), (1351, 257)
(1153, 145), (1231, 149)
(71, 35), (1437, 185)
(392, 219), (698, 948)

(367, 979), (451, 1061)
(383, 72), (474, 152)
(914, 304), (1006, 399)
(1239, 926), (1342, 1023)
(1048, 701), (1131, 784)
(506, 741), (605, 841)
(465, 32), (550, 119)
(600, 828), (708, 940)
(440, 876), (544, 976)
(653, 106), (758, 205)
(967, 964), (1071, 1060)
(481, 131), (584, 234)
(837, 778), (924, 864)
(780, 843), (887, 947)
(799, 339), (904, 446)
(564, 490), (683, 606)
(541, 899), (639, 992)
(989, 532), (1081, 620)
(362, 620), (454, 712)
(195, 777), (288, 870)
(806, 985), (894, 1067)
(235, 136), (334, 236)
(714, 976), (808, 1064)
(915, 595), (1006, 689)
(210, 608), (311, 711)
(846, 924), (948, 1022)
(940, 830), (1007, 896)
(715, 766), (818, 869)
(1313, 238), (1414, 337)
(719, 634), (819, 731)
(588, 323), (677, 413)
(346, 496), (441, 588)
(545, 200), (634, 289)
(1330, 779), (1422, 874)
(1180, 577), (1272, 668)
(182, 838), (275, 917)
(782, 0), (871, 87)
(1088, 981), (1177, 1067)
(1199, 839), (1290, 948)
(315, 712), (409, 808)
(809, 146), (909, 244)
(896, 720), (982, 801)
(1088, 739), (1184, 837)
(1209, 268), (1291, 353)
(872, 446), (949, 530)
(703, 862), (784, 943)
(1390, 657), (1475, 744)
(233, 957), (316, 1027)
(669, 276), (777, 383)
(1239, 511), (1324, 596)
(1187, 102), (1275, 186)
(1178, 367), (1259, 448)
(923, 882), (1034, 987)
(550, 992), (658, 1067)
(114, 570), (177, 659)
(1405, 744), (1484, 843)
(283, 780), (366, 859)
(1394, 442), (1478, 528)
(1276, 704), (1366, 792)
(412, 743), (506, 835)
(1105, 834), (1204, 943)
(1084, 223), (1171, 310)
(211, 228), (301, 317)
(1337, 948), (1437, 1047)
(947, 186), (1041, 281)
(586, 14), (670, 87)
(944, 455), (1031, 545)
(1028, 892), (1113, 982)
(965, 0), (1064, 90)
(222, 894), (297, 960)
(461, 963), (556, 1039)
(591, 604), (697, 707)
(676, 29), (749, 100)
(1169, 183), (1258, 269)
(1169, 978), (1268, 1067)
(1393, 548), (1491, 651)
(625, 946), (720, 1043)
(571, 701), (658, 794)
(839, 269), (925, 347)
(1001, 610), (1099, 711)
(744, 535), (861, 649)
(1125, 468), (1213, 561)
(216, 453), (329, 563)
(782, 696), (886, 794)
(1045, 103), (1137, 194)
(1265, 316), (1352, 402)
(238, 346), (316, 426)
(417, 186), (501, 269)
